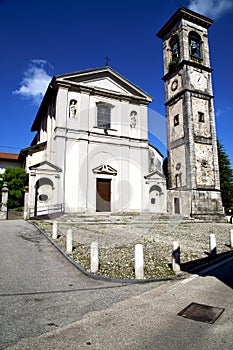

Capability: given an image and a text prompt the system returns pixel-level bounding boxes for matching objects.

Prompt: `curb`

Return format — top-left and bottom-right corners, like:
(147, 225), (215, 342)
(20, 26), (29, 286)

(32, 222), (187, 283)
(32, 222), (233, 284)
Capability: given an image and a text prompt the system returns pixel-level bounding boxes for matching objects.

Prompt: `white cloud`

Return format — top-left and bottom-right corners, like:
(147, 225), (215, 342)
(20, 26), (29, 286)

(13, 59), (53, 104)
(188, 0), (233, 19)
(215, 108), (224, 118)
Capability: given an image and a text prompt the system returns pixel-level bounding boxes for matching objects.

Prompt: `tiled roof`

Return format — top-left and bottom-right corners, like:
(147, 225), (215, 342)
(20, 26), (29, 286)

(0, 152), (19, 160)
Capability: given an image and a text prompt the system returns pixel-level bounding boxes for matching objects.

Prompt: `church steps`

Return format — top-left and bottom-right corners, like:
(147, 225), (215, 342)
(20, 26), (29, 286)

(55, 212), (194, 224)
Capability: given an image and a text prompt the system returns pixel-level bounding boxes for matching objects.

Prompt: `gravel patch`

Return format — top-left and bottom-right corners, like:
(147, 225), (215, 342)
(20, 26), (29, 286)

(34, 218), (233, 280)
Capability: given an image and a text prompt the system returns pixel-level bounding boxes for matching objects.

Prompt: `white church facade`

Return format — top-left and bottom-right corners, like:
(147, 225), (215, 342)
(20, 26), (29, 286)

(23, 66), (167, 217)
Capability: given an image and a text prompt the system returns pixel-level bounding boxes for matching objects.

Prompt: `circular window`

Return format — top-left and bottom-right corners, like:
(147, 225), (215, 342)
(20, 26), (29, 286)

(38, 194), (48, 202)
(176, 162), (181, 171)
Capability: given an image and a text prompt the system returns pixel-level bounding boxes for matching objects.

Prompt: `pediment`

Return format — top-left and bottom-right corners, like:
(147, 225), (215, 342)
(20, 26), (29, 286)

(31, 67), (152, 133)
(29, 160), (62, 173)
(145, 169), (166, 180)
(93, 164), (117, 176)
(57, 67), (152, 101)
(81, 78), (129, 94)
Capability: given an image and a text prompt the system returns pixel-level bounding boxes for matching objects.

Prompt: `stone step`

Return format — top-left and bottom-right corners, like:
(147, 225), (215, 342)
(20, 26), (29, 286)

(56, 212), (188, 224)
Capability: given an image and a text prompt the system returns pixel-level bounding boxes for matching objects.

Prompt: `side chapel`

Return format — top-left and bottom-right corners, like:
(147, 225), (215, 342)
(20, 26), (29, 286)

(23, 7), (224, 220)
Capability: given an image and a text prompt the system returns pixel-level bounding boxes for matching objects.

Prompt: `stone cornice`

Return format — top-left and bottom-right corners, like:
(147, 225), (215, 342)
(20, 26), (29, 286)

(157, 6), (213, 39)
(55, 79), (151, 105)
(162, 60), (213, 82)
(165, 88), (213, 106)
(53, 126), (148, 146)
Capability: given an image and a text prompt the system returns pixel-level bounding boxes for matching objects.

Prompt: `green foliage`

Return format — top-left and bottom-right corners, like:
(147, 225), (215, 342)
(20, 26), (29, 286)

(0, 168), (28, 209)
(217, 141), (233, 212)
(168, 57), (179, 73)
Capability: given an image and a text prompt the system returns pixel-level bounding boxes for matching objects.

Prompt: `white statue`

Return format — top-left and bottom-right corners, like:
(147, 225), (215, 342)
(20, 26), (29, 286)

(69, 99), (77, 118)
(130, 111), (137, 128)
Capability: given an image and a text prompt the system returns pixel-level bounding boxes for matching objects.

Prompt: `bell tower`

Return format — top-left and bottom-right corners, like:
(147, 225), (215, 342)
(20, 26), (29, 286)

(157, 7), (224, 219)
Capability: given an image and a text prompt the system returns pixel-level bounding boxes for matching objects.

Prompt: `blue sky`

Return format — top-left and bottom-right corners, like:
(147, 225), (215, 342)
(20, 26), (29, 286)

(1, 0), (233, 167)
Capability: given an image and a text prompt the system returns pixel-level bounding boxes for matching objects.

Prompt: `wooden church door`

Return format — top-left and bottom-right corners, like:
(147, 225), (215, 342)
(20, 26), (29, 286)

(96, 179), (111, 212)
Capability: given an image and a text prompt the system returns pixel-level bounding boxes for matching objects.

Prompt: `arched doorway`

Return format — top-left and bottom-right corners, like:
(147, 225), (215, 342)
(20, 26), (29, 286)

(34, 178), (54, 217)
(149, 185), (162, 213)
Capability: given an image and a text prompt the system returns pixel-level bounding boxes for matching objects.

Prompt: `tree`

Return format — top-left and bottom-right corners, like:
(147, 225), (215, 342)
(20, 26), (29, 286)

(217, 140), (233, 213)
(0, 168), (28, 209)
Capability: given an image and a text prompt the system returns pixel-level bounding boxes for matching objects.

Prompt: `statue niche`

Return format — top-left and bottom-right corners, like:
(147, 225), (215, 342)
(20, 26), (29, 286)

(69, 99), (77, 118)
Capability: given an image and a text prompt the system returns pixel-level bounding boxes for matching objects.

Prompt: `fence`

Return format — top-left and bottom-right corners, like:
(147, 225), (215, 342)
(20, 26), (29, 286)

(28, 203), (65, 219)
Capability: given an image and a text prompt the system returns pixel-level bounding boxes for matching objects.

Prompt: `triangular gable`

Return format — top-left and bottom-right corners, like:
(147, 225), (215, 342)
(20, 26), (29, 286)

(93, 164), (117, 176)
(145, 169), (166, 180)
(29, 160), (62, 173)
(56, 67), (152, 102)
(31, 66), (153, 133)
(81, 78), (129, 94)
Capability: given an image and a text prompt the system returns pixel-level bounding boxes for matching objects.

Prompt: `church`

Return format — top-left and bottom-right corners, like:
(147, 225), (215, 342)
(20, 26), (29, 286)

(23, 7), (224, 220)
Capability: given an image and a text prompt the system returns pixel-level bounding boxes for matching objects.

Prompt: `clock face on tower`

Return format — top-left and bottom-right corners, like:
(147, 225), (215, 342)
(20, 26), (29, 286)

(194, 73), (203, 84)
(171, 79), (178, 91)
(190, 71), (207, 89)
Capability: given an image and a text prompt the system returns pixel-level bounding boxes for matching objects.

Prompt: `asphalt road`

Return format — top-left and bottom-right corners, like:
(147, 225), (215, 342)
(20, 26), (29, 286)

(200, 255), (233, 288)
(0, 220), (162, 349)
(4, 261), (233, 350)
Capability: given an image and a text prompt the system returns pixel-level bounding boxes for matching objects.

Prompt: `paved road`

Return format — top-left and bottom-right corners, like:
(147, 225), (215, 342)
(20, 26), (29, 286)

(4, 266), (233, 350)
(1, 220), (233, 350)
(0, 220), (161, 349)
(200, 255), (233, 288)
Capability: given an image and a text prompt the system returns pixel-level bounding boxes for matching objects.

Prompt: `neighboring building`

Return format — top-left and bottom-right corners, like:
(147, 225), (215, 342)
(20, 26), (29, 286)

(23, 67), (166, 217)
(157, 6), (224, 219)
(0, 152), (24, 174)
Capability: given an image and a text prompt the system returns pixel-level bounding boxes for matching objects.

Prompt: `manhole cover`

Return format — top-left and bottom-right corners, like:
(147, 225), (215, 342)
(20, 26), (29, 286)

(178, 302), (224, 324)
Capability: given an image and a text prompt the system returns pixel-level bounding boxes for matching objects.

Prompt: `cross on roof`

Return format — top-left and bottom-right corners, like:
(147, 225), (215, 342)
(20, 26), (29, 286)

(105, 56), (110, 66)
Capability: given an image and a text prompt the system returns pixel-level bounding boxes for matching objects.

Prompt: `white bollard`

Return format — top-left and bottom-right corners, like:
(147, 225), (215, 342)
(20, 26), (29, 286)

(52, 221), (58, 239)
(66, 228), (73, 254)
(209, 233), (216, 256)
(230, 229), (233, 249)
(135, 244), (144, 279)
(91, 242), (99, 273)
(172, 241), (180, 273)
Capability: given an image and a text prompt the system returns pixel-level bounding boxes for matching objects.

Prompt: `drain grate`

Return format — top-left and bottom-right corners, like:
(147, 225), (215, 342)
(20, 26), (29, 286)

(178, 302), (224, 324)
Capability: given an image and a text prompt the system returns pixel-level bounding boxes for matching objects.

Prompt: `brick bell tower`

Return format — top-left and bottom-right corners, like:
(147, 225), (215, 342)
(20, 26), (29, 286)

(156, 7), (224, 220)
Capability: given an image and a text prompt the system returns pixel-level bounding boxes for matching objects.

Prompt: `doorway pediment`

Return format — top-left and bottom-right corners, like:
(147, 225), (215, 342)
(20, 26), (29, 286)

(29, 160), (62, 173)
(93, 164), (117, 176)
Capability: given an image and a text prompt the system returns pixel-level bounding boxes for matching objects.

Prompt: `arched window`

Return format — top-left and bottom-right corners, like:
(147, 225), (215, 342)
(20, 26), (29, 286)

(189, 31), (202, 60)
(36, 178), (54, 188)
(169, 35), (180, 61)
(149, 185), (162, 205)
(35, 178), (54, 204)
(149, 185), (162, 194)
(168, 35), (180, 73)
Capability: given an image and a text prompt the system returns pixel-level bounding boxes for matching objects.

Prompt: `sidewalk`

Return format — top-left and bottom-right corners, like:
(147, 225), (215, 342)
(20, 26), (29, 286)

(6, 270), (233, 350)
